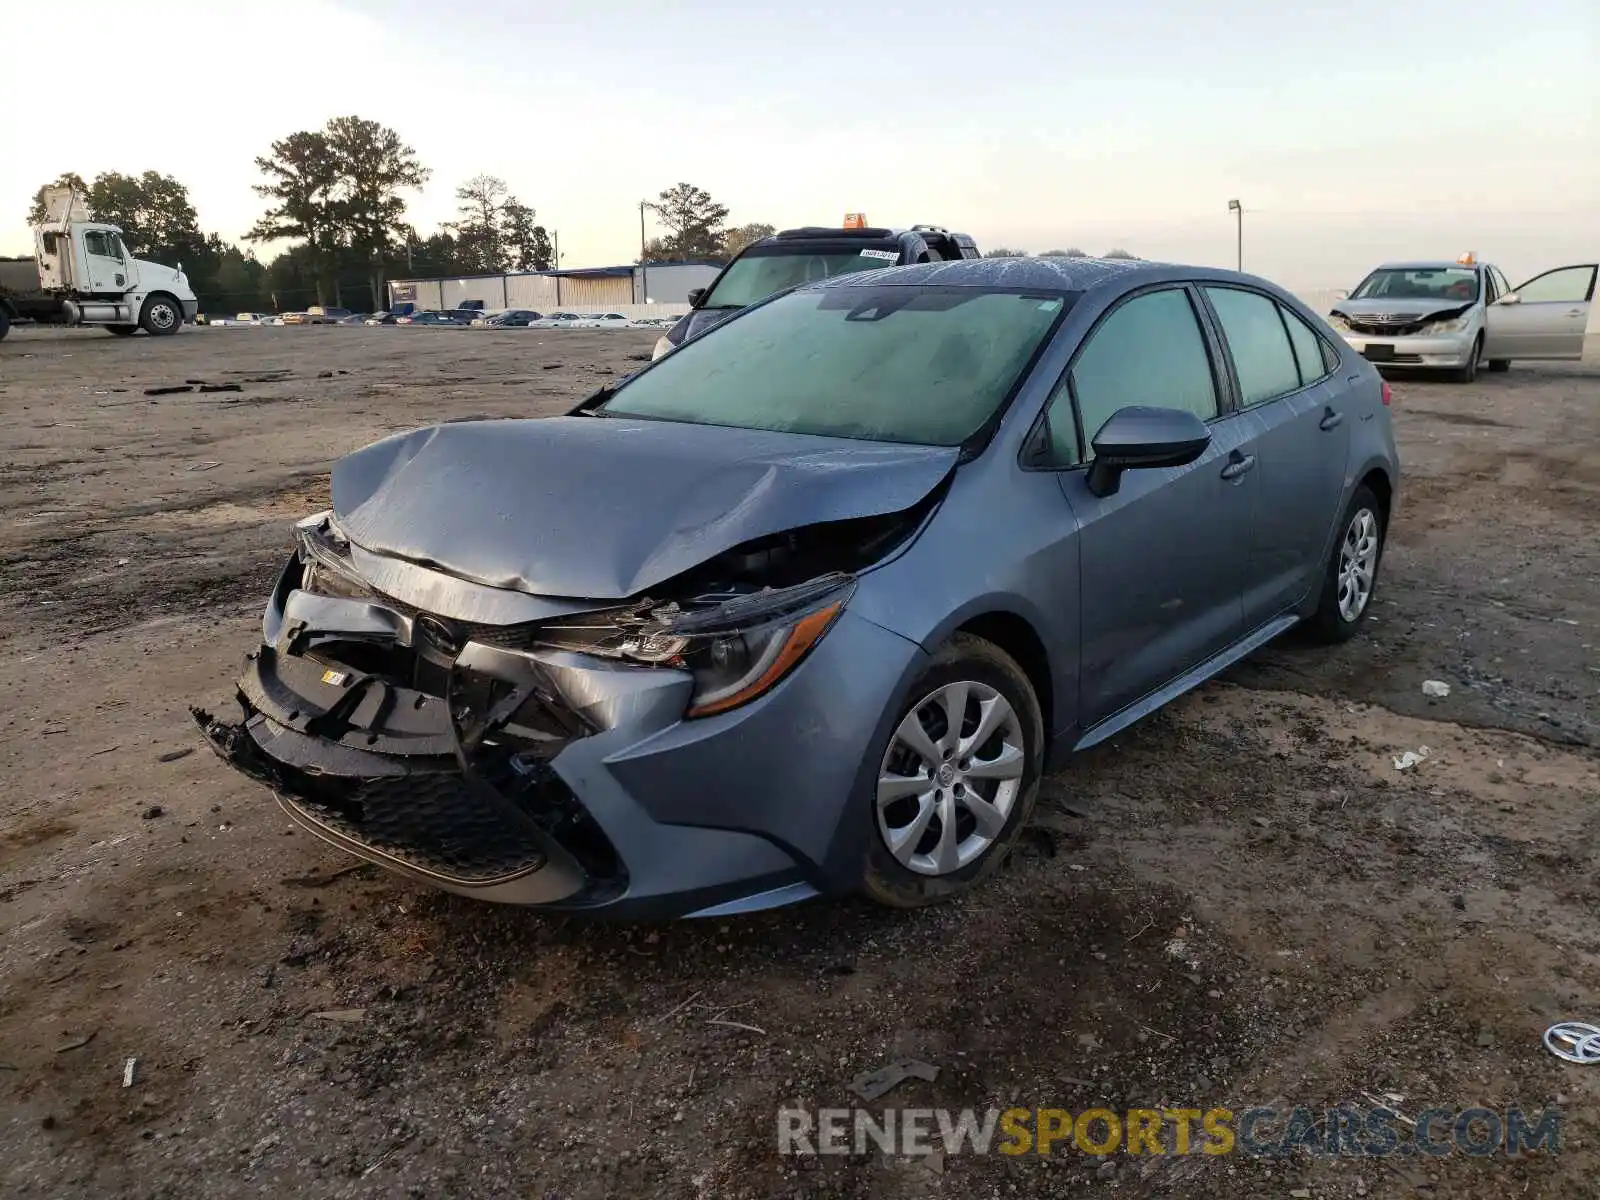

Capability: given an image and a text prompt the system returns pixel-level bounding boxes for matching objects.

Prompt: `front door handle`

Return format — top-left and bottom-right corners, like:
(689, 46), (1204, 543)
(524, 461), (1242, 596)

(1220, 451), (1256, 482)
(1319, 408), (1344, 431)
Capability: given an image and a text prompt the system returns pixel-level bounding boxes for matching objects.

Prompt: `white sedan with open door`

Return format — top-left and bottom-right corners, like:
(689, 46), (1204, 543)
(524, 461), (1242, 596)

(1329, 257), (1595, 383)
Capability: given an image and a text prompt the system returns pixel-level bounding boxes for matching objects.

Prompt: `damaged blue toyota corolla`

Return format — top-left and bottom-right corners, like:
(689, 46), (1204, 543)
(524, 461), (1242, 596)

(195, 258), (1398, 918)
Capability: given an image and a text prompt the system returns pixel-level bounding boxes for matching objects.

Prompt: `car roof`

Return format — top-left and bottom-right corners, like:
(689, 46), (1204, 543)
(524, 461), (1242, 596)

(1371, 260), (1482, 271)
(804, 255), (1177, 294)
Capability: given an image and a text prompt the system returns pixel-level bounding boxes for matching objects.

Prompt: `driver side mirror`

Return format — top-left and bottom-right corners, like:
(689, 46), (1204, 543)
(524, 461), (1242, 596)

(1496, 292), (1521, 305)
(1086, 406), (1212, 498)
(687, 287), (706, 308)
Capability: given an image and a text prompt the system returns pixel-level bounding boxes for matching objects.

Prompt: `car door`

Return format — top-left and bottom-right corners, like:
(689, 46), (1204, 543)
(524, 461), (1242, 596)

(1483, 264), (1597, 359)
(1039, 285), (1254, 729)
(1200, 285), (1350, 626)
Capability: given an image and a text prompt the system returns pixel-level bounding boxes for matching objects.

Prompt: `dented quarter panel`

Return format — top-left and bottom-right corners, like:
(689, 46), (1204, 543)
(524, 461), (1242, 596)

(330, 416), (959, 600)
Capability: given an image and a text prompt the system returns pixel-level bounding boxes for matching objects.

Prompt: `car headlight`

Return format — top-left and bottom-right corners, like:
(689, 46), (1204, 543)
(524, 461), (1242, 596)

(1420, 315), (1469, 335)
(535, 574), (854, 718)
(1326, 313), (1353, 333)
(651, 335), (675, 360)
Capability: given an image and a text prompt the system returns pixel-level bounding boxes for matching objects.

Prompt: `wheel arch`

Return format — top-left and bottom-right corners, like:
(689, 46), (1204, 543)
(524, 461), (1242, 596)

(947, 608), (1055, 752)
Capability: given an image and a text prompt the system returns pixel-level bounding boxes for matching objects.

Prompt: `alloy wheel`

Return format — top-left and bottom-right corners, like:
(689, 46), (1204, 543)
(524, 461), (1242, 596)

(876, 681), (1025, 877)
(1337, 507), (1380, 622)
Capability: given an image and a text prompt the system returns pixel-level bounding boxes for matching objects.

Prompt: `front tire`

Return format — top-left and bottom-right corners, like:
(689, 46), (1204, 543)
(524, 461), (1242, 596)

(1310, 485), (1386, 643)
(139, 295), (182, 336)
(0, 308), (10, 342)
(1450, 335), (1482, 383)
(862, 633), (1043, 908)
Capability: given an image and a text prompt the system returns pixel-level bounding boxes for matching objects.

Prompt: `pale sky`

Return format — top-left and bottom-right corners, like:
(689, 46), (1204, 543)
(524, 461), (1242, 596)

(3, 0), (1596, 289)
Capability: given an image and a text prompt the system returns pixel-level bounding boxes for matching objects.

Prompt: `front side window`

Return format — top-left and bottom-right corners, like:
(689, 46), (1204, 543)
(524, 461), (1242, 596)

(1349, 267), (1479, 303)
(1512, 266), (1597, 304)
(701, 248), (901, 310)
(602, 285), (1070, 446)
(1489, 266), (1513, 299)
(1048, 287), (1219, 464)
(1205, 287), (1302, 405)
(84, 231), (111, 257)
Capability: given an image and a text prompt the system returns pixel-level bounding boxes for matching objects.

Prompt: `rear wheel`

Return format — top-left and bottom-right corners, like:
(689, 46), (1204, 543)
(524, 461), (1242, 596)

(139, 295), (182, 336)
(862, 634), (1043, 907)
(0, 308), (10, 342)
(106, 324), (138, 336)
(1309, 484), (1386, 643)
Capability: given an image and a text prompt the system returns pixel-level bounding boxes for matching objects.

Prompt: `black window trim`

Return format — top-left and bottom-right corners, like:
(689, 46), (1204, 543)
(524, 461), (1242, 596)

(1194, 282), (1336, 409)
(1021, 280), (1231, 473)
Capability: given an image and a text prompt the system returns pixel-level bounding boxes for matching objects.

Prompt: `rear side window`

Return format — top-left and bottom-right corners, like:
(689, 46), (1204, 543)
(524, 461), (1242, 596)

(1204, 286), (1301, 406)
(1050, 287), (1219, 464)
(1280, 306), (1332, 386)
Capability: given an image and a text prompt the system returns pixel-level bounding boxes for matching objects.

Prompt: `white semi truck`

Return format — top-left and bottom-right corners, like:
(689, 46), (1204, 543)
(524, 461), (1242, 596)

(0, 187), (197, 342)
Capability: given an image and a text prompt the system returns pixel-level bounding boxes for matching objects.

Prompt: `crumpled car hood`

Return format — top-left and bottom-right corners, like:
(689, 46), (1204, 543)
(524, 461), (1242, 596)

(330, 416), (958, 600)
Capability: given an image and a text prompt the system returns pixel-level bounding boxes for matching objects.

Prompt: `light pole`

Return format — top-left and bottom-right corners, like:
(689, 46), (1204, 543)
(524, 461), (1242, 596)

(552, 230), (561, 306)
(639, 200), (650, 305)
(1227, 199), (1243, 272)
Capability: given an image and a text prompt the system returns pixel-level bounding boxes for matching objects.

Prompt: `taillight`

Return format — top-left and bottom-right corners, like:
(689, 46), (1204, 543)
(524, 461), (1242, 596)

(1380, 381), (1392, 406)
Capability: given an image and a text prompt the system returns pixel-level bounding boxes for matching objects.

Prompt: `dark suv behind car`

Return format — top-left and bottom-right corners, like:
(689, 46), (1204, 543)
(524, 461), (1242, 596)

(650, 223), (981, 359)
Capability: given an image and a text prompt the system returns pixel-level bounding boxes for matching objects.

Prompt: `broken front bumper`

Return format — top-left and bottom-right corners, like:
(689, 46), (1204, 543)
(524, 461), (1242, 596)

(196, 555), (925, 918)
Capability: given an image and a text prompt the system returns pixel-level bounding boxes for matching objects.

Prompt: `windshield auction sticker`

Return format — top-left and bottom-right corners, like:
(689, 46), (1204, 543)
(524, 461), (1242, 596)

(858, 249), (898, 260)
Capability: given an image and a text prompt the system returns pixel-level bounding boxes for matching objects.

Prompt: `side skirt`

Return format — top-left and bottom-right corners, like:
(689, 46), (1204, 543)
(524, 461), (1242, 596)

(1069, 612), (1302, 754)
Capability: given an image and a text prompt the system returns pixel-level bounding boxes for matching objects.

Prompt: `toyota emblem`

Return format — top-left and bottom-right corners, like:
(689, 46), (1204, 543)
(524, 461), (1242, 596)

(1543, 1022), (1600, 1065)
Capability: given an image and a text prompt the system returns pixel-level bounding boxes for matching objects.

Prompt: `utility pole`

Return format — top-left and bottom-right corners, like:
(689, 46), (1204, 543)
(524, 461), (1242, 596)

(1227, 199), (1243, 272)
(552, 230), (561, 306)
(639, 200), (649, 305)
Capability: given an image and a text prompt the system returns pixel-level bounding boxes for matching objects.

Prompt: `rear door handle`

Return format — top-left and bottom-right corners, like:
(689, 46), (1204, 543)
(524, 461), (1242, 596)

(1220, 451), (1255, 482)
(1319, 408), (1344, 431)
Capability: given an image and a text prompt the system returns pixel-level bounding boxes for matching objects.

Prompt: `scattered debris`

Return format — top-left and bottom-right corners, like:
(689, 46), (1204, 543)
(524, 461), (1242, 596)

(54, 1030), (98, 1054)
(187, 461), (222, 471)
(157, 747), (194, 763)
(143, 385), (192, 396)
(141, 805), (164, 820)
(308, 1009), (366, 1024)
(280, 863), (367, 888)
(1421, 680), (1451, 698)
(1543, 1021), (1600, 1064)
(849, 1058), (940, 1102)
(541, 363), (563, 370)
(708, 1018), (767, 1036)
(122, 1057), (138, 1088)
(196, 383), (242, 393)
(90, 745), (119, 757)
(1392, 745), (1431, 771)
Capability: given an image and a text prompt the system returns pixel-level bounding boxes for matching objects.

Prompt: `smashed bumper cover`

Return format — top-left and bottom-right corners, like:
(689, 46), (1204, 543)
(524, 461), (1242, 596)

(195, 562), (925, 917)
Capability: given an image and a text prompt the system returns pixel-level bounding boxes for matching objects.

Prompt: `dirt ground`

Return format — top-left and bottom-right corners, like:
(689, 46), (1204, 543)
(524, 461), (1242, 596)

(1, 324), (1596, 1199)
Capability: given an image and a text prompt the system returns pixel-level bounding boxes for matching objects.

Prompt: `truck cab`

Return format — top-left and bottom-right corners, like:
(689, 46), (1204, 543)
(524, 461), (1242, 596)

(0, 187), (197, 340)
(651, 218), (982, 360)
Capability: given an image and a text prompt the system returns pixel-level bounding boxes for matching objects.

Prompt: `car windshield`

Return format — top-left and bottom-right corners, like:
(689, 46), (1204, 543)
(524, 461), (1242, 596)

(600, 285), (1070, 446)
(1350, 267), (1479, 303)
(700, 247), (901, 309)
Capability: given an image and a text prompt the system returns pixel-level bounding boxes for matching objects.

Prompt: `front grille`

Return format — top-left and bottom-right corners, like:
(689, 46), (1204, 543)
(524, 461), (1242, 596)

(285, 771), (550, 882)
(1349, 316), (1428, 336)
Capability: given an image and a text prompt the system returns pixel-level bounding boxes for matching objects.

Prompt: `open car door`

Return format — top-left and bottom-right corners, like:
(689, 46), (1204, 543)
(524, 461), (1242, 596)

(1483, 264), (1596, 360)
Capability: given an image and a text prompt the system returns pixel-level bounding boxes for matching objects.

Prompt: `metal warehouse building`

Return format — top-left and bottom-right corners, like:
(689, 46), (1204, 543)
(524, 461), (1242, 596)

(388, 261), (722, 314)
